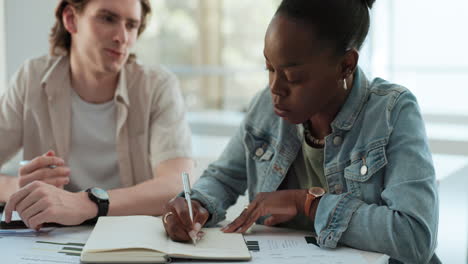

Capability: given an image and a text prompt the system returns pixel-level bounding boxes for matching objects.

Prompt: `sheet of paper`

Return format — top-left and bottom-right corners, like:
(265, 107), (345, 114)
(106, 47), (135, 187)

(174, 226), (388, 264)
(0, 226), (92, 264)
(241, 227), (388, 264)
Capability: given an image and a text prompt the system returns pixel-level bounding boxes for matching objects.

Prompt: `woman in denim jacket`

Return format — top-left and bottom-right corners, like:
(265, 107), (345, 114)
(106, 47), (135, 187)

(164, 0), (440, 263)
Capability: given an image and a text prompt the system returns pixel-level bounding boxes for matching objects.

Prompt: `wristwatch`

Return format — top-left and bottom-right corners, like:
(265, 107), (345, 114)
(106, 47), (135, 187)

(304, 187), (326, 217)
(86, 187), (110, 222)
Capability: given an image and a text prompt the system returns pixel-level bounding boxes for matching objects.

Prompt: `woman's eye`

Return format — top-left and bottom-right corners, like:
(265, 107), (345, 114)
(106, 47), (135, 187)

(285, 72), (303, 84)
(288, 79), (301, 84)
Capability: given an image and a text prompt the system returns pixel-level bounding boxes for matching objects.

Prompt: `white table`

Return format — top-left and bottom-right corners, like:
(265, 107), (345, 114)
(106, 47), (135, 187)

(0, 215), (388, 264)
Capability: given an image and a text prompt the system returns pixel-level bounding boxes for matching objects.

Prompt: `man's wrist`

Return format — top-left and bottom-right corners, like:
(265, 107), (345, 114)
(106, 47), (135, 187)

(77, 192), (98, 221)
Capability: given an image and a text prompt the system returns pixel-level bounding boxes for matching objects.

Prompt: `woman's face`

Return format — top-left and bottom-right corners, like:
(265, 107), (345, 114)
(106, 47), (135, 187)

(264, 15), (344, 124)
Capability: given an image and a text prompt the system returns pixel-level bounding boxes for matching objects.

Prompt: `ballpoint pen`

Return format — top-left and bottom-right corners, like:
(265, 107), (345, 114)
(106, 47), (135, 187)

(182, 172), (197, 245)
(20, 160), (57, 169)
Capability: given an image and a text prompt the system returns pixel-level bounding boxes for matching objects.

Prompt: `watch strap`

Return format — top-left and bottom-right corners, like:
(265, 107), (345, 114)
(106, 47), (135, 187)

(86, 188), (109, 222)
(304, 187), (325, 217)
(304, 192), (315, 217)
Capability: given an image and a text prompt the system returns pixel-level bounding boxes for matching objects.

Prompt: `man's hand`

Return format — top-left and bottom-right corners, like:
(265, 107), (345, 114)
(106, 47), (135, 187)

(18, 150), (70, 188)
(3, 181), (97, 229)
(221, 190), (308, 233)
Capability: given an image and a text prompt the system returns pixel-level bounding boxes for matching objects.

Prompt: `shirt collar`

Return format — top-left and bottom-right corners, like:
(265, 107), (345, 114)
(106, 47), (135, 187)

(114, 64), (130, 106)
(330, 67), (370, 131)
(40, 56), (130, 107)
(41, 56), (71, 98)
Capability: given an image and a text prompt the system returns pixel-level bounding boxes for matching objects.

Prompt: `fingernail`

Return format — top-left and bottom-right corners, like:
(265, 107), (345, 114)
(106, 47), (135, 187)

(188, 230), (198, 244)
(197, 231), (205, 239)
(194, 223), (201, 232)
(188, 230), (197, 238)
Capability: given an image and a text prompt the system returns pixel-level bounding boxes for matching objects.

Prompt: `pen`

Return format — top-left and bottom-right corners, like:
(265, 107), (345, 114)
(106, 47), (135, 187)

(20, 160), (57, 169)
(182, 172), (197, 245)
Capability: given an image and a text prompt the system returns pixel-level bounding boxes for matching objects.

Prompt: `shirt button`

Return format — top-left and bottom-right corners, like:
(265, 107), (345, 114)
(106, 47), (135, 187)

(333, 136), (343, 146)
(255, 148), (264, 157)
(335, 184), (343, 194)
(360, 165), (368, 175)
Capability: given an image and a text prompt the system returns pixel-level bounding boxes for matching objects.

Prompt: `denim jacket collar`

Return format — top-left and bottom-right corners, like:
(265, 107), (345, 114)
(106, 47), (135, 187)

(331, 68), (370, 131)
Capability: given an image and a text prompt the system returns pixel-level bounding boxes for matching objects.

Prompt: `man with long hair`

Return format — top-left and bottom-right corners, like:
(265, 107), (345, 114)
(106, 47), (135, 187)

(1, 0), (193, 229)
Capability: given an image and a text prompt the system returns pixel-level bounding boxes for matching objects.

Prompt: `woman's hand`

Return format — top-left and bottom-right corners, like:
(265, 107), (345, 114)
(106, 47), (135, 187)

(162, 197), (210, 242)
(221, 189), (308, 233)
(18, 150), (70, 188)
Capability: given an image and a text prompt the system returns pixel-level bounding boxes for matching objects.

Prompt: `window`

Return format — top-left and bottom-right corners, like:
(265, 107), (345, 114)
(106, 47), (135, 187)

(135, 0), (281, 111)
(370, 0), (468, 116)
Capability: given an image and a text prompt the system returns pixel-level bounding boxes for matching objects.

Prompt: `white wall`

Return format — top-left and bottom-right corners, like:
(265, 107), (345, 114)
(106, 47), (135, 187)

(4, 0), (55, 81)
(0, 1), (6, 89)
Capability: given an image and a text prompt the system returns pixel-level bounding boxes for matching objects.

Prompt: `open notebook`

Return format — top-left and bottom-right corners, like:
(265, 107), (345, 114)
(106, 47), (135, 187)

(81, 215), (251, 263)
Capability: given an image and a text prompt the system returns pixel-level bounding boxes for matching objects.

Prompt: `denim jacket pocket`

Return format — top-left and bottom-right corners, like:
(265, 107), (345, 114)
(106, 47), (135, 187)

(243, 128), (276, 194)
(344, 146), (387, 182)
(243, 128), (276, 162)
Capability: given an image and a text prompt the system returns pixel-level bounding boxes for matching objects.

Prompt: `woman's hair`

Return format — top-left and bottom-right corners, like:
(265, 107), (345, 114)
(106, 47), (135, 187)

(275, 0), (376, 55)
(49, 0), (151, 60)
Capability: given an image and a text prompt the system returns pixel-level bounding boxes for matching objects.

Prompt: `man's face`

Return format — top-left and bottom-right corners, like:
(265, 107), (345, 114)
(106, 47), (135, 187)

(71, 0), (142, 73)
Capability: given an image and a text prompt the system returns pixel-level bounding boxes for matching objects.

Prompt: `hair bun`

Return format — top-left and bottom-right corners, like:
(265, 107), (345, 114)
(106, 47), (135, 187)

(364, 0), (376, 9)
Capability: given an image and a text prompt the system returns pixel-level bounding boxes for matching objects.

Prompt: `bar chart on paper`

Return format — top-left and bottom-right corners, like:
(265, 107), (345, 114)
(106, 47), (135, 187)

(1, 239), (84, 264)
(0, 225), (92, 264)
(33, 240), (85, 257)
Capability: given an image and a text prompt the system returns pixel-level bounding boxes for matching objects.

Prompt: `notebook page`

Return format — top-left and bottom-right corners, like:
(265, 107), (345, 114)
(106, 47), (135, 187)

(167, 227), (251, 260)
(83, 216), (169, 253)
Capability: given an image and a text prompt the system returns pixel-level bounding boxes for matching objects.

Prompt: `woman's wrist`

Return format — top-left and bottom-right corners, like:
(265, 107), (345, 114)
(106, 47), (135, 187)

(294, 189), (322, 223)
(294, 189), (308, 215)
(309, 197), (322, 223)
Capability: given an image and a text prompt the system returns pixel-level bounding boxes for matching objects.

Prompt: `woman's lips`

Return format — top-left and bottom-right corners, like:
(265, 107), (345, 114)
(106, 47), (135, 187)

(273, 105), (289, 117)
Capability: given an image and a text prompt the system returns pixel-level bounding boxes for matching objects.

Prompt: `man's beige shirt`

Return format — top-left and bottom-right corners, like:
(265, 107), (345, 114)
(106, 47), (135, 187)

(0, 55), (192, 187)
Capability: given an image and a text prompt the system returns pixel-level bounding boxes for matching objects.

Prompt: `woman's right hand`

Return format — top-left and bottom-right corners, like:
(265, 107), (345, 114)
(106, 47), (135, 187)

(163, 197), (210, 242)
(18, 150), (70, 188)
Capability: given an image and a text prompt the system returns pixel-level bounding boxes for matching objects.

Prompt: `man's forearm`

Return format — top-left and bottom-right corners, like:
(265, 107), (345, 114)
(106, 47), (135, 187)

(106, 157), (194, 216)
(0, 174), (18, 202)
(107, 177), (182, 216)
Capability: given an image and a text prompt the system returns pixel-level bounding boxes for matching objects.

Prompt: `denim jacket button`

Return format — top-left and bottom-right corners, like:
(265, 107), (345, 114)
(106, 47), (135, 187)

(360, 165), (368, 175)
(255, 148), (264, 157)
(334, 184), (343, 194)
(333, 136), (343, 146)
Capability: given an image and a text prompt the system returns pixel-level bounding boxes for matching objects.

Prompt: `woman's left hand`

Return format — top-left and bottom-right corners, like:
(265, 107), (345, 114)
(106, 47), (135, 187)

(221, 189), (307, 233)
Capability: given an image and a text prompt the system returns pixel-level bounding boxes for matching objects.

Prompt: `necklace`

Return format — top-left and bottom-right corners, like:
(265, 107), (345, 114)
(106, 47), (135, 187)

(303, 121), (325, 147)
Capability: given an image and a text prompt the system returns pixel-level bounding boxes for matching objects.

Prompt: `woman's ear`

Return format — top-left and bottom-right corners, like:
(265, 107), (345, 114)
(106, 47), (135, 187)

(62, 5), (78, 34)
(340, 48), (359, 78)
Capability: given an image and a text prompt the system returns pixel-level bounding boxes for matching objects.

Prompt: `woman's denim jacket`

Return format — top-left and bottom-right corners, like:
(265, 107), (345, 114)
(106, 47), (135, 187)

(190, 68), (439, 263)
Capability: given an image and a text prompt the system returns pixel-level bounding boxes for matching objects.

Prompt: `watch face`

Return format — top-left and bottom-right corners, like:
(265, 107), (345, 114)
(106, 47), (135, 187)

(90, 187), (109, 200)
(309, 187), (326, 196)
